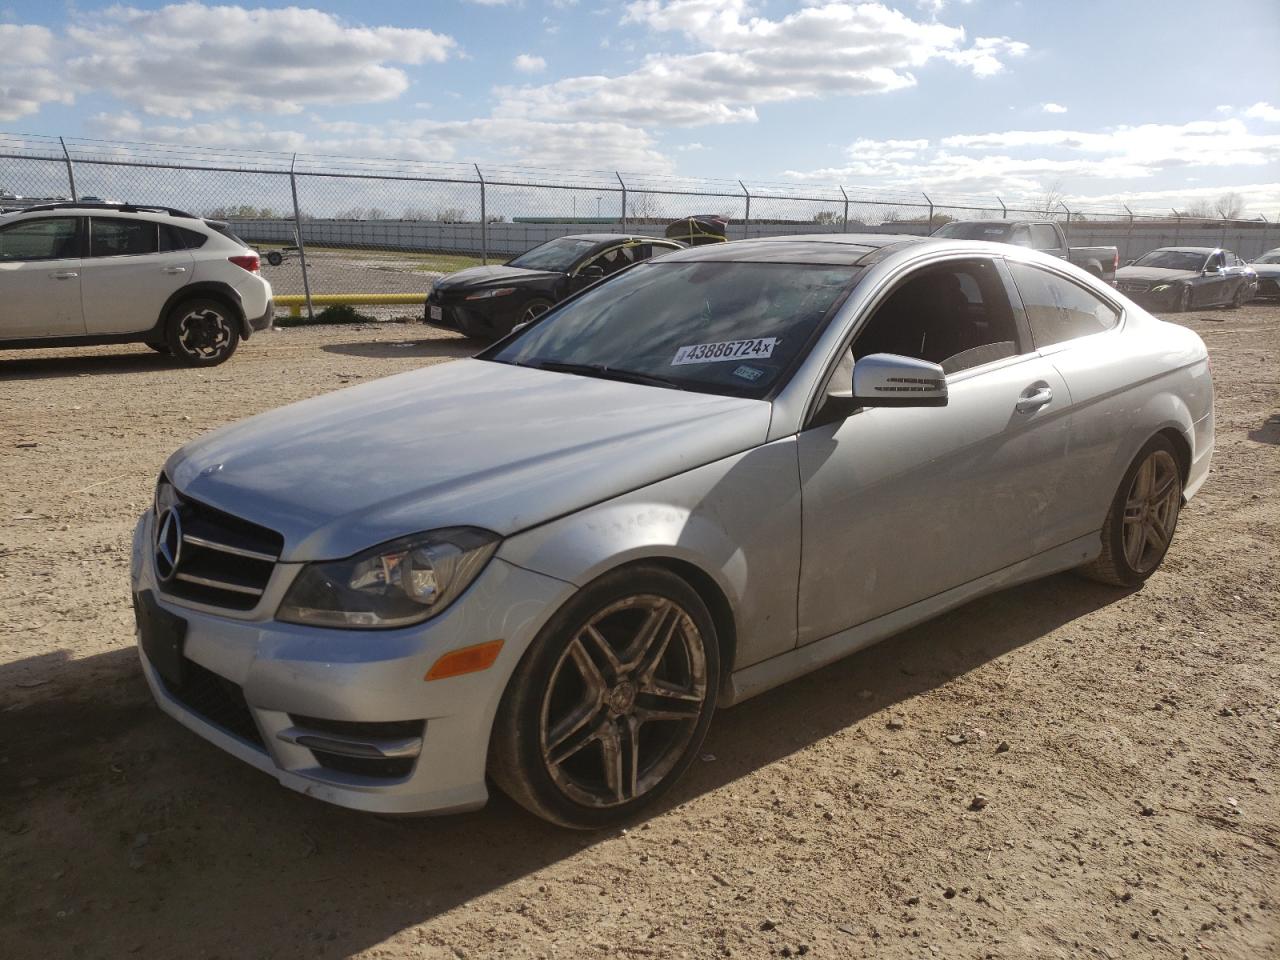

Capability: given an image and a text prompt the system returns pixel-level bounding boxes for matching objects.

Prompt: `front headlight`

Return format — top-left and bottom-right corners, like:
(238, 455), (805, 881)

(1150, 283), (1172, 293)
(465, 286), (517, 300)
(277, 527), (500, 629)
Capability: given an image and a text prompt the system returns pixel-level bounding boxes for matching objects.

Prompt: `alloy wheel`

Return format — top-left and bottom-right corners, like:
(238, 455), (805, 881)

(539, 595), (708, 808)
(522, 301), (552, 324)
(177, 308), (232, 359)
(1121, 448), (1180, 574)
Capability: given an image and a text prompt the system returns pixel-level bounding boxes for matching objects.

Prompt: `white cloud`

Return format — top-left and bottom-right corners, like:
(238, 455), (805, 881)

(496, 1), (1029, 128)
(1243, 101), (1280, 122)
(1041, 102), (1067, 114)
(785, 115), (1280, 209)
(0, 24), (73, 121)
(513, 53), (547, 73)
(66, 3), (456, 118)
(88, 112), (674, 173)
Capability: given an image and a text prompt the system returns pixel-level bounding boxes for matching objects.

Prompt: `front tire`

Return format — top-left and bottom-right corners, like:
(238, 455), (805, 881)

(1078, 435), (1183, 587)
(489, 565), (720, 829)
(1227, 284), (1246, 309)
(1174, 285), (1192, 313)
(165, 298), (240, 367)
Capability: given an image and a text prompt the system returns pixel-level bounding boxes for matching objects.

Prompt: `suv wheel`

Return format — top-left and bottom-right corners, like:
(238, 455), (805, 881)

(166, 298), (240, 366)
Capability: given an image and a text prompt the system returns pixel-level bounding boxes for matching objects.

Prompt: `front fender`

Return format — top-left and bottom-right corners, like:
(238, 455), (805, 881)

(498, 439), (803, 672)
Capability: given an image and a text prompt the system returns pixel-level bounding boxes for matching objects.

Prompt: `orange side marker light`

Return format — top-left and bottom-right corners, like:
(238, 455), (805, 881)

(424, 639), (505, 681)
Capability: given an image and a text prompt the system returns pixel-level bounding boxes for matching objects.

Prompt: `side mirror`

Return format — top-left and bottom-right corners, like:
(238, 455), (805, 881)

(580, 264), (605, 281)
(1124, 259), (1135, 266)
(852, 353), (948, 408)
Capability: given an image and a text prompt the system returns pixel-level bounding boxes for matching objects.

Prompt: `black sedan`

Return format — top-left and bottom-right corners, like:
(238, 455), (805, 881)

(425, 234), (684, 339)
(1115, 246), (1255, 312)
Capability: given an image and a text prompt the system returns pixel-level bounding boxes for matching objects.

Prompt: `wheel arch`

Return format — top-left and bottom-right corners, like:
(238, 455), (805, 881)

(157, 282), (247, 339)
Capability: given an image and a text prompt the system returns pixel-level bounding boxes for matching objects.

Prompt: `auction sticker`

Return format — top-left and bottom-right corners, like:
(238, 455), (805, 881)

(672, 337), (777, 366)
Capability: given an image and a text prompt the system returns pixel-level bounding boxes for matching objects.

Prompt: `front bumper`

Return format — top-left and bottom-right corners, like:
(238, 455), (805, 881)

(1117, 283), (1181, 309)
(423, 292), (524, 339)
(130, 512), (573, 815)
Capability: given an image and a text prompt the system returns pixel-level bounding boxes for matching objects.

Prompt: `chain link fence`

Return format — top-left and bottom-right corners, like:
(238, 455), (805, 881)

(4, 132), (1278, 319)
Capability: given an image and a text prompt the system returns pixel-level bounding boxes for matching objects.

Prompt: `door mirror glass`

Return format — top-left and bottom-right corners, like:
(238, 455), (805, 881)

(852, 353), (948, 408)
(580, 264), (605, 280)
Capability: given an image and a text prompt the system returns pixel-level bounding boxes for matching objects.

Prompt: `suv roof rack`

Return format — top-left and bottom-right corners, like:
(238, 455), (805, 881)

(16, 202), (200, 219)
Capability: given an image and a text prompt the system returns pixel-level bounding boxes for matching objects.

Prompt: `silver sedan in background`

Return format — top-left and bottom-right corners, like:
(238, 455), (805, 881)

(131, 235), (1213, 828)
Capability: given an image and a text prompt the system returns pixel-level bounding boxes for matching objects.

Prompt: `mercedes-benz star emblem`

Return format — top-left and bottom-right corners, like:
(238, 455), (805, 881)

(154, 506), (183, 581)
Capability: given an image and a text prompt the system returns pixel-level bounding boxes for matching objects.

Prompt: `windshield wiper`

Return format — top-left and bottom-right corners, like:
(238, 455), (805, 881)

(529, 360), (686, 391)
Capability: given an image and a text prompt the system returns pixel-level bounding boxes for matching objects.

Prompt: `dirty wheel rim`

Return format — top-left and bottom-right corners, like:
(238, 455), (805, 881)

(523, 301), (551, 324)
(539, 595), (708, 808)
(1122, 448), (1181, 574)
(177, 308), (231, 359)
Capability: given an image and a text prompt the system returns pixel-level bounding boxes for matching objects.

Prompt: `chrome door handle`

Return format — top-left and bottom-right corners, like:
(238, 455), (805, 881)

(163, 266), (188, 274)
(1016, 385), (1053, 413)
(51, 271), (79, 280)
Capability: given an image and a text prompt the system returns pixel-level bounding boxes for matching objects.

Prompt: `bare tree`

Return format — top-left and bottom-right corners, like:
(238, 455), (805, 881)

(812, 210), (840, 226)
(1214, 191), (1244, 220)
(627, 192), (662, 223)
(1177, 199), (1215, 219)
(1032, 179), (1068, 217)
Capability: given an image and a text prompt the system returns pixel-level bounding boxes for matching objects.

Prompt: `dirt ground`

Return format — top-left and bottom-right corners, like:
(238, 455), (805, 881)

(1, 303), (1277, 960)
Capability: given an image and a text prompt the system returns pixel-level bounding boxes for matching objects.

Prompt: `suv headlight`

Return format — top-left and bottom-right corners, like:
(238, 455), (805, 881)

(1150, 283), (1172, 293)
(277, 527), (500, 629)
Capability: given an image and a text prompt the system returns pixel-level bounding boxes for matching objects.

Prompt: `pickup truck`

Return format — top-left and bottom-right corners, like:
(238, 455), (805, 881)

(933, 219), (1118, 284)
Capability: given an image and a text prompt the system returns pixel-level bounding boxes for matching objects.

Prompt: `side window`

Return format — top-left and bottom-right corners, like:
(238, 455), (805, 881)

(1010, 225), (1031, 247)
(1029, 223), (1060, 251)
(852, 258), (1021, 374)
(1008, 262), (1119, 348)
(90, 218), (158, 257)
(587, 245), (634, 276)
(1211, 252), (1226, 270)
(177, 226), (208, 249)
(0, 217), (78, 261)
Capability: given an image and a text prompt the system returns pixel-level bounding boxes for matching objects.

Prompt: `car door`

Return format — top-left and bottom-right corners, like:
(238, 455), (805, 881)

(79, 216), (194, 335)
(0, 215), (85, 339)
(794, 256), (1072, 643)
(1004, 261), (1131, 543)
(1194, 251), (1228, 307)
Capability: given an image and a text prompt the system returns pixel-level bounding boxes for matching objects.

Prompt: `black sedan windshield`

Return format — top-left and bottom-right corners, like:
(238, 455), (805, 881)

(508, 237), (599, 272)
(487, 261), (859, 398)
(1133, 250), (1208, 271)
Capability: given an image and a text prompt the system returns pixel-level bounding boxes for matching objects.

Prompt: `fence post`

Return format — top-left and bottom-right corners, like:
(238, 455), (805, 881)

(922, 192), (934, 234)
(1123, 204), (1134, 263)
(1059, 202), (1072, 243)
(1172, 209), (1181, 246)
(58, 137), (77, 201)
(997, 196), (1007, 220)
(617, 172), (627, 232)
(739, 180), (751, 238)
(839, 186), (849, 232)
(475, 164), (487, 265)
(288, 154), (314, 322)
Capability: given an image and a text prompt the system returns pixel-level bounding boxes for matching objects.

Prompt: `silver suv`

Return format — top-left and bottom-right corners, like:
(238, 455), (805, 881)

(0, 203), (273, 366)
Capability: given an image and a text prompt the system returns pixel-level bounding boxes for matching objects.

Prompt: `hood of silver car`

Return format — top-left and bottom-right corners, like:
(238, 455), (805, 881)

(1250, 263), (1280, 277)
(435, 264), (559, 289)
(165, 359), (771, 561)
(1115, 266), (1197, 283)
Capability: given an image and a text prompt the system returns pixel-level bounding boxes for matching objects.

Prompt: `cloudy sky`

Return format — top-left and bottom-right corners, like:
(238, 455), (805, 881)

(2, 0), (1279, 212)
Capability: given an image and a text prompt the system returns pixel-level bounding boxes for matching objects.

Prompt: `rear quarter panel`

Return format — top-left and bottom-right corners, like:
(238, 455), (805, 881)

(1046, 308), (1211, 540)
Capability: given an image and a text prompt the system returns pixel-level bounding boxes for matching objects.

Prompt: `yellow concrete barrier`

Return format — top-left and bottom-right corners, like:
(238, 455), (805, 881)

(274, 293), (427, 318)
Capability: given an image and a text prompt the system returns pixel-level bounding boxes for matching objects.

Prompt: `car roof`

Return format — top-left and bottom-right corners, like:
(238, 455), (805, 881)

(558, 233), (681, 243)
(658, 234), (927, 265)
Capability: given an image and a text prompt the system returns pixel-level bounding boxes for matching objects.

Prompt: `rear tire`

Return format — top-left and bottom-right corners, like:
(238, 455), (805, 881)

(266, 251), (283, 267)
(165, 298), (240, 367)
(1077, 435), (1183, 587)
(489, 565), (720, 829)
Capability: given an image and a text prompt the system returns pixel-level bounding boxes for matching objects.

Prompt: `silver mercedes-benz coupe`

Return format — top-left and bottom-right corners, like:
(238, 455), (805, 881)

(131, 234), (1214, 828)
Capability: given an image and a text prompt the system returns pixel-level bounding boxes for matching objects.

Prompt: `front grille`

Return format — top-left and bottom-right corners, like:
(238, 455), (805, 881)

(1118, 280), (1150, 294)
(1258, 278), (1278, 296)
(163, 659), (265, 749)
(158, 488), (283, 611)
